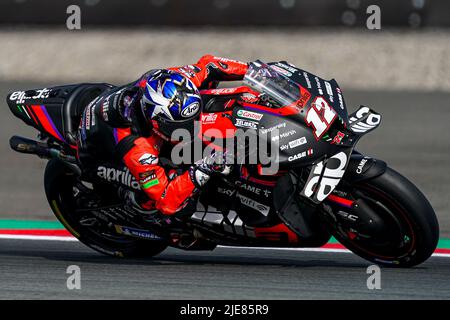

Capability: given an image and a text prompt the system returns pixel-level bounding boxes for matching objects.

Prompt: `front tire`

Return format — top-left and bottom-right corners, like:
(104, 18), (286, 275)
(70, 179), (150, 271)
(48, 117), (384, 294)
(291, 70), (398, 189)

(44, 159), (168, 258)
(331, 167), (439, 267)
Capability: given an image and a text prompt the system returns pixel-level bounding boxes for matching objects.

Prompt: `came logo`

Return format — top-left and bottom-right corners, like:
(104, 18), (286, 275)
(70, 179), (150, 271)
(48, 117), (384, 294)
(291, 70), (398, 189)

(97, 166), (140, 190)
(237, 109), (263, 121)
(356, 157), (371, 174)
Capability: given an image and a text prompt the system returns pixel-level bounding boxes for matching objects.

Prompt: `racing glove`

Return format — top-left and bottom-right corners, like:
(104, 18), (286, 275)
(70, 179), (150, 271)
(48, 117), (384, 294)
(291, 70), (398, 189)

(189, 151), (233, 188)
(118, 87), (142, 122)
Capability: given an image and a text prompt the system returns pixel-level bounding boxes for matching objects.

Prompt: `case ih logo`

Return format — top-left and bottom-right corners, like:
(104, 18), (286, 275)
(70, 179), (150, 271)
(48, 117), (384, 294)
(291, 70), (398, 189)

(237, 109), (263, 121)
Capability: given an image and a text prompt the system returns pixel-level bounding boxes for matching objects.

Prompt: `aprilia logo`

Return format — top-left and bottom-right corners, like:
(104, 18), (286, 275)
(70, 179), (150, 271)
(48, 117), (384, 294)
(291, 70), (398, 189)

(97, 166), (140, 190)
(303, 151), (348, 202)
(349, 106), (381, 133)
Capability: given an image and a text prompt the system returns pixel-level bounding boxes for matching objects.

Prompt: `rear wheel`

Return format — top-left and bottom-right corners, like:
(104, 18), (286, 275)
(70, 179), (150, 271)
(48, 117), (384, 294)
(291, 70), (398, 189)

(329, 167), (439, 267)
(44, 159), (168, 258)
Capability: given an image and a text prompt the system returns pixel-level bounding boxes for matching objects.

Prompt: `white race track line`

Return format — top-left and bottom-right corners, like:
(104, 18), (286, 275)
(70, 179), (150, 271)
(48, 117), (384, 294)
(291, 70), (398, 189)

(1, 233), (449, 258)
(0, 234), (78, 242)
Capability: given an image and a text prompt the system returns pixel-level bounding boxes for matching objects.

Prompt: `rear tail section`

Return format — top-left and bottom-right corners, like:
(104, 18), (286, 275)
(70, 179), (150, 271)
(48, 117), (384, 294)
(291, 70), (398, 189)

(7, 86), (67, 143)
(6, 83), (113, 145)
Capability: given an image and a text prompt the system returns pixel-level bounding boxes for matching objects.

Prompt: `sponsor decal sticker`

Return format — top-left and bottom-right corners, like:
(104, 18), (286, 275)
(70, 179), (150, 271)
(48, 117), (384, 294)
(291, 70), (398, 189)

(288, 136), (307, 149)
(139, 170), (157, 184)
(288, 148), (314, 161)
(138, 153), (158, 165)
(356, 157), (371, 174)
(115, 225), (162, 240)
(325, 81), (334, 102)
(235, 182), (272, 197)
(303, 72), (312, 88)
(97, 166), (140, 190)
(237, 194), (270, 216)
(259, 122), (286, 134)
(237, 109), (263, 121)
(217, 187), (236, 197)
(9, 88), (51, 104)
(181, 102), (200, 118)
(201, 113), (218, 124)
(235, 118), (258, 130)
(275, 62), (297, 73)
(271, 129), (296, 141)
(332, 131), (345, 144)
(270, 65), (292, 77)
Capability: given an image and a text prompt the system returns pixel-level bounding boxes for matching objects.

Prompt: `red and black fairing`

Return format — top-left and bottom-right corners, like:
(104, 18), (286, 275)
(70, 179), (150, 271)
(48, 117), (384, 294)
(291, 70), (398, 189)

(7, 87), (67, 143)
(6, 83), (112, 147)
(190, 86), (333, 246)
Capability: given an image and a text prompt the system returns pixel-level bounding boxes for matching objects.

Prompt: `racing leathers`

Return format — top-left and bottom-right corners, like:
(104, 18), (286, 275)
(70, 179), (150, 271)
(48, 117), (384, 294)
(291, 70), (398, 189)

(78, 55), (248, 215)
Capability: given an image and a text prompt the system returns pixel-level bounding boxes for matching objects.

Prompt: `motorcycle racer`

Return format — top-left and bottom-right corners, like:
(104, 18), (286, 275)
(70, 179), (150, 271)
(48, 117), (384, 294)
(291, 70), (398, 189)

(78, 55), (248, 216)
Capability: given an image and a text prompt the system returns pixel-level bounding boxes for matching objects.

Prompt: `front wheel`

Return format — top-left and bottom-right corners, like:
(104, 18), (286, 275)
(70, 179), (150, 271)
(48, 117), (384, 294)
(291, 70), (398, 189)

(328, 167), (439, 267)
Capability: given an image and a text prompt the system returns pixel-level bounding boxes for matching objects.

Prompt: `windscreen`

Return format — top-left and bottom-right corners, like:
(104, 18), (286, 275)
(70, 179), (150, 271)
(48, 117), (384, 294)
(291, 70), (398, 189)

(243, 60), (301, 108)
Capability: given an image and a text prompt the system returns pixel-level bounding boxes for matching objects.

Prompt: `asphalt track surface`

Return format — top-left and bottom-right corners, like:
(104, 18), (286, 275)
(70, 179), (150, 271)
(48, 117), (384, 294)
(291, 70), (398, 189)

(0, 82), (449, 299)
(0, 239), (449, 299)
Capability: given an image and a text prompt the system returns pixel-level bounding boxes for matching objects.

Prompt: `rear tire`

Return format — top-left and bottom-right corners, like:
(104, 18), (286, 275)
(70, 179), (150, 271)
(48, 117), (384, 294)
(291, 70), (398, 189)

(332, 167), (439, 267)
(44, 159), (168, 258)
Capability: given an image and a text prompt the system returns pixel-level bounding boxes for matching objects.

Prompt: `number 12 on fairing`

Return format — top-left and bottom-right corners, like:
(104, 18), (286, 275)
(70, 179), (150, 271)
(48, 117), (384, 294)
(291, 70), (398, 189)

(306, 96), (337, 140)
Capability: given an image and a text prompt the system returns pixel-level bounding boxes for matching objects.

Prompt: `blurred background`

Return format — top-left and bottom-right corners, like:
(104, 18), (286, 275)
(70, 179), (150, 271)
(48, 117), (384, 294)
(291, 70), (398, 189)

(0, 0), (449, 235)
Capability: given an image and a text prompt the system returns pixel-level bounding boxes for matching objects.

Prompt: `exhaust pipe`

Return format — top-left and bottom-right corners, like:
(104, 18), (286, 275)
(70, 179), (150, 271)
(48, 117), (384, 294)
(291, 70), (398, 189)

(9, 135), (77, 163)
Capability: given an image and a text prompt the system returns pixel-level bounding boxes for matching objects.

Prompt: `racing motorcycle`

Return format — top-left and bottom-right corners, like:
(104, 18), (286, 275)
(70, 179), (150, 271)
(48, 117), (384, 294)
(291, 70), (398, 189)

(6, 61), (439, 267)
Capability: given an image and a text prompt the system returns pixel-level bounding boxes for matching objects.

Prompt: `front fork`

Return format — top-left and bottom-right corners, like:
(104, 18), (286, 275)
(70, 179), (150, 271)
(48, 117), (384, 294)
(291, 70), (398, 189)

(321, 153), (388, 239)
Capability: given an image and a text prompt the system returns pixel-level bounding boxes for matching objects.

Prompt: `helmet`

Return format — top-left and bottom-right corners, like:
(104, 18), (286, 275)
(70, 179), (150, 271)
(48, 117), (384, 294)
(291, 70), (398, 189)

(141, 70), (201, 142)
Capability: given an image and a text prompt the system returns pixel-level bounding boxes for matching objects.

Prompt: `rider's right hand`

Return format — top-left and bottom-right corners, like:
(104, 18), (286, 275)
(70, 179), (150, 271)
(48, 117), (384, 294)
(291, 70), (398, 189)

(189, 151), (233, 187)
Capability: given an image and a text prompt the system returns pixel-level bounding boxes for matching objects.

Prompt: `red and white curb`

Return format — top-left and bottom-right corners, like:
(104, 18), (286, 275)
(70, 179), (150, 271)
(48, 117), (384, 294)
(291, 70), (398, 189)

(1, 229), (450, 257)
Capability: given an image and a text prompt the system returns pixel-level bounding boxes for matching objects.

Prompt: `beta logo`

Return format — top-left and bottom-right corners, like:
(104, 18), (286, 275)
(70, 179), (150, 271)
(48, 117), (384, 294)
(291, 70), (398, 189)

(237, 109), (263, 121)
(181, 102), (200, 118)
